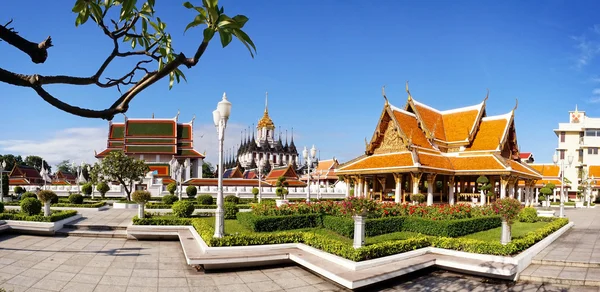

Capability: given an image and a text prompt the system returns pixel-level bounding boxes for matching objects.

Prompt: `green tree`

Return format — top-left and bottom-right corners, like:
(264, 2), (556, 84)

(202, 162), (215, 178)
(0, 154), (24, 172)
(167, 182), (177, 195)
(56, 160), (76, 174)
(1, 173), (8, 199)
(24, 156), (52, 173)
(275, 176), (288, 200)
(96, 181), (110, 199)
(0, 0), (255, 120)
(97, 151), (149, 201)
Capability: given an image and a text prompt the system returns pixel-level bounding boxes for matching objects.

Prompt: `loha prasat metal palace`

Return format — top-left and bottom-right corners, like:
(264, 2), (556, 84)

(335, 84), (542, 205)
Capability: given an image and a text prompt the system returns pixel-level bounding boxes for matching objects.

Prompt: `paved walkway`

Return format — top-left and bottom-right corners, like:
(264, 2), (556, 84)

(71, 209), (136, 228)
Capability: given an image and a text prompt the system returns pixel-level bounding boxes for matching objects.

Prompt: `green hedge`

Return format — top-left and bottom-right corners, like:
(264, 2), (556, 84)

(322, 216), (354, 237)
(0, 210), (77, 222)
(132, 215), (192, 225)
(236, 212), (322, 232)
(550, 201), (595, 206)
(429, 218), (569, 255)
(366, 217), (406, 236)
(192, 218), (430, 261)
(401, 216), (502, 237)
(145, 203), (251, 209)
(52, 201), (106, 208)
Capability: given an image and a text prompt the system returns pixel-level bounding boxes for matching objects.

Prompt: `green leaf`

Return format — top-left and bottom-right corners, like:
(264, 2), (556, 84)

(218, 29), (232, 47)
(131, 38), (136, 49)
(184, 15), (206, 33)
(72, 0), (86, 13)
(232, 15), (249, 27)
(149, 20), (160, 31)
(183, 1), (194, 8)
(142, 18), (147, 32)
(90, 2), (104, 20)
(148, 0), (155, 7)
(232, 29), (256, 56)
(205, 0), (218, 8)
(120, 0), (137, 20)
(203, 27), (215, 41)
(169, 73), (175, 89)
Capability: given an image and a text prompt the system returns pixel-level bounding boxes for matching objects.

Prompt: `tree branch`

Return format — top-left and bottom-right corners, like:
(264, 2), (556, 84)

(0, 24), (52, 64)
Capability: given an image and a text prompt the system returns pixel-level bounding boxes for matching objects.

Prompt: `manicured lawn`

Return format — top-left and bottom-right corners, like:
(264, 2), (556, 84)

(195, 217), (254, 235)
(461, 221), (550, 242)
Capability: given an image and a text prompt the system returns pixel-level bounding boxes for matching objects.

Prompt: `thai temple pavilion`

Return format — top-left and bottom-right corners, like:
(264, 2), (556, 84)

(336, 85), (542, 205)
(234, 93), (300, 171)
(95, 114), (205, 185)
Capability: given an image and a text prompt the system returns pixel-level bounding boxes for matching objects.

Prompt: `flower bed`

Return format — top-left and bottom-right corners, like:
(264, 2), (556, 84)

(145, 203), (252, 209)
(0, 210), (77, 222)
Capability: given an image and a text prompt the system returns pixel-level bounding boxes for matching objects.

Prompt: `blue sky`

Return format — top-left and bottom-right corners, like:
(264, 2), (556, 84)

(1, 0), (600, 166)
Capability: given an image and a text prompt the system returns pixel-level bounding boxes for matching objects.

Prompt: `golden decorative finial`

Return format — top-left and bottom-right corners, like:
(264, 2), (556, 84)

(265, 91), (269, 113)
(512, 99), (518, 112)
(405, 81), (412, 101)
(364, 137), (369, 149)
(175, 109), (180, 121)
(152, 112), (154, 119)
(190, 114), (196, 124)
(94, 150), (97, 156)
(484, 88), (489, 102)
(382, 85), (388, 105)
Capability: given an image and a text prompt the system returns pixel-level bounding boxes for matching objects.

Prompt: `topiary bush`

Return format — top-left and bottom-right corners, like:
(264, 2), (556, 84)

(197, 194), (213, 205)
(96, 182), (110, 199)
(186, 185), (197, 199)
(225, 195), (239, 204)
(410, 193), (426, 203)
(81, 183), (93, 196)
(132, 190), (152, 204)
(518, 207), (538, 223)
(162, 194), (178, 204)
(37, 190), (56, 203)
(13, 186), (24, 195)
(68, 193), (84, 204)
(21, 192), (37, 200)
(21, 197), (42, 215)
(224, 202), (239, 219)
(172, 200), (195, 218)
(167, 182), (177, 195)
(493, 197), (522, 225)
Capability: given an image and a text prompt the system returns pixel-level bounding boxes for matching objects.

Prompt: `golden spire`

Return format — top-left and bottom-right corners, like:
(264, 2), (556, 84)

(382, 85), (388, 105)
(257, 91), (275, 129)
(406, 81), (412, 101)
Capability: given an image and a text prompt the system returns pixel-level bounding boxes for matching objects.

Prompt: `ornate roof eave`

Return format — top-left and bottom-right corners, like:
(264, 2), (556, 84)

(365, 102), (414, 155)
(336, 166), (420, 176)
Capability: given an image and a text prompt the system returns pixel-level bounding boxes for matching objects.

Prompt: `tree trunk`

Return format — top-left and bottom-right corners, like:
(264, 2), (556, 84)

(44, 200), (51, 217)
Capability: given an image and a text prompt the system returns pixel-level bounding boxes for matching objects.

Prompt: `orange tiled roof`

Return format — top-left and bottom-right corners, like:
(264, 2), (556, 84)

(412, 103), (445, 141)
(529, 164), (560, 177)
(338, 153), (414, 171)
(508, 160), (539, 177)
(467, 117), (509, 151)
(442, 109), (480, 142)
(449, 156), (505, 171)
(535, 179), (564, 187)
(588, 166), (600, 178)
(185, 178), (273, 187)
(417, 152), (452, 170)
(391, 109), (433, 149)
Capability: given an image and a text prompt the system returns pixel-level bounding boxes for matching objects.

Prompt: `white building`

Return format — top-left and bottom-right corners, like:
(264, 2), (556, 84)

(554, 106), (600, 198)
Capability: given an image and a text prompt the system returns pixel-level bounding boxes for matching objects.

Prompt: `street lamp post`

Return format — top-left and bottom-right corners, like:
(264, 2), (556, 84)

(257, 158), (265, 203)
(302, 145), (317, 203)
(213, 92), (232, 238)
(553, 152), (573, 218)
(170, 158), (182, 200)
(180, 160), (190, 198)
(317, 170), (322, 200)
(0, 161), (6, 202)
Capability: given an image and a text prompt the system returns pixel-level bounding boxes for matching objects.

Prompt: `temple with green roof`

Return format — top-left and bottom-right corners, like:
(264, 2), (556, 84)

(95, 114), (205, 186)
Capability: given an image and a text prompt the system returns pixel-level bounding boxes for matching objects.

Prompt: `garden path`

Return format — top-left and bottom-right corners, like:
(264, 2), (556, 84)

(55, 208), (135, 238)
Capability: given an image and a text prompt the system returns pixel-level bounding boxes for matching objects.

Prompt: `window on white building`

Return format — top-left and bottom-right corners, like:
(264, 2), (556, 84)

(560, 132), (565, 142)
(585, 129), (600, 136)
(588, 148), (599, 155)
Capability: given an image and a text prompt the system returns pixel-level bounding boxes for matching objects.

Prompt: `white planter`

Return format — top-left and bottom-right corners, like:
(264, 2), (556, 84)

(275, 200), (289, 207)
(576, 202), (584, 208)
(501, 220), (511, 245)
(353, 215), (366, 249)
(537, 210), (556, 217)
(113, 202), (139, 209)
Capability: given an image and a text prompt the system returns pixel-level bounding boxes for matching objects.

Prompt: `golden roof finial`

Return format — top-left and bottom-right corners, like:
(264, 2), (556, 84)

(406, 81), (412, 101)
(484, 88), (489, 102)
(512, 98), (518, 112)
(382, 85), (389, 105)
(257, 92), (275, 129)
(152, 112), (154, 119)
(265, 91), (269, 113)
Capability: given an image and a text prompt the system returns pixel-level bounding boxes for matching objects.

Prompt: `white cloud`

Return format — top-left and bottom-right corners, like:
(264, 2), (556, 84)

(572, 35), (600, 69)
(0, 127), (108, 168)
(593, 88), (600, 95)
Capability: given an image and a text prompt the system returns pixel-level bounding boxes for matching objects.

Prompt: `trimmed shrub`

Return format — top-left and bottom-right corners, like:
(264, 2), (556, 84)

(186, 185), (197, 199)
(37, 190), (56, 203)
(81, 183), (93, 196)
(237, 212), (321, 232)
(197, 194), (213, 205)
(225, 195), (240, 204)
(133, 215), (192, 225)
(366, 217), (406, 236)
(172, 200), (195, 218)
(251, 188), (259, 201)
(493, 198), (522, 224)
(224, 202), (239, 219)
(322, 215), (354, 237)
(21, 192), (37, 200)
(20, 198), (42, 215)
(518, 207), (539, 223)
(0, 202), (4, 213)
(68, 193), (84, 204)
(162, 194), (178, 204)
(401, 216), (502, 237)
(167, 182), (177, 195)
(0, 209), (77, 222)
(132, 190), (152, 204)
(13, 186), (24, 195)
(410, 193), (426, 203)
(96, 182), (110, 198)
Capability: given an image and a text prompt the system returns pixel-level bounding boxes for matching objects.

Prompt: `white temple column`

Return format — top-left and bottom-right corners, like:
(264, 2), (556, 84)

(344, 177), (350, 198)
(500, 177), (508, 199)
(517, 186), (522, 202)
(411, 173), (422, 195)
(394, 174), (402, 204)
(363, 177), (369, 198)
(426, 174), (435, 206)
(535, 187), (539, 205)
(448, 176), (455, 205)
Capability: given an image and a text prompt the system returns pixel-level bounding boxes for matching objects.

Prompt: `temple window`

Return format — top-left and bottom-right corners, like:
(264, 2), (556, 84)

(560, 131), (565, 142)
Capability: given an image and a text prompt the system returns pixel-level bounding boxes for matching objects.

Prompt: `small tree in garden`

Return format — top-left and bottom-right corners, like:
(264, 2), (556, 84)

(132, 190), (151, 219)
(540, 187), (552, 206)
(492, 197), (522, 244)
(37, 190), (56, 216)
(275, 176), (288, 200)
(87, 163), (101, 198)
(20, 198), (41, 216)
(13, 186), (25, 197)
(81, 183), (93, 197)
(97, 151), (149, 201)
(477, 175), (491, 204)
(167, 182), (177, 196)
(251, 187), (259, 202)
(96, 182), (110, 199)
(410, 193), (426, 204)
(186, 185), (197, 199)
